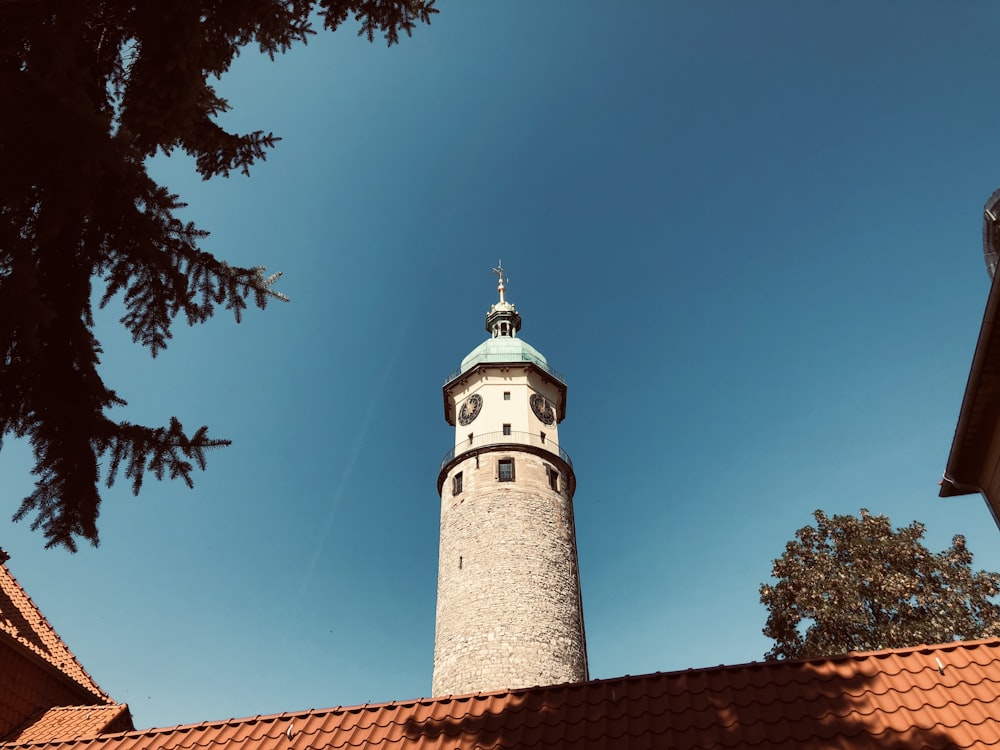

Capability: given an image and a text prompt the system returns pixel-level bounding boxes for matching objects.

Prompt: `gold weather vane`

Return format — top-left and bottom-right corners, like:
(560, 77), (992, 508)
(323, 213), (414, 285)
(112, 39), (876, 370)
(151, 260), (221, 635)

(493, 260), (507, 304)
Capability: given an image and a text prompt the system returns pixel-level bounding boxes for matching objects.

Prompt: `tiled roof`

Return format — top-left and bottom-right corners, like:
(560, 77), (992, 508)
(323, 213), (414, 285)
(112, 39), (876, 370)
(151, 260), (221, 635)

(5, 707), (133, 745)
(0, 561), (107, 701)
(4, 638), (1000, 750)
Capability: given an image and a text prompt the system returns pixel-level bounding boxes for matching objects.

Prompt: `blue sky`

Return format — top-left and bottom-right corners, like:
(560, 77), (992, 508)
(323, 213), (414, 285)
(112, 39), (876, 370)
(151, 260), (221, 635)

(4, 0), (1000, 730)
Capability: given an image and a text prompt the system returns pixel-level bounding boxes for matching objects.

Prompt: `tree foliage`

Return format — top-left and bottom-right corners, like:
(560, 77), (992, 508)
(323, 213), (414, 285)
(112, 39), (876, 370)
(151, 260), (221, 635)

(760, 509), (1000, 660)
(0, 0), (436, 550)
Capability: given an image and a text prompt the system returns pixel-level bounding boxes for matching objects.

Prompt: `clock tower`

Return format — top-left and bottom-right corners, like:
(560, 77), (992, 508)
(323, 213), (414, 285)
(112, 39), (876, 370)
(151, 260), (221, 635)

(432, 265), (588, 696)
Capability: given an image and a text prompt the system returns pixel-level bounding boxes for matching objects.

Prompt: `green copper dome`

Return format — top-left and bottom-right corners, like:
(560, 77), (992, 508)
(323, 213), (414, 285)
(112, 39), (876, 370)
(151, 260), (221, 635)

(461, 336), (548, 372)
(444, 336), (565, 385)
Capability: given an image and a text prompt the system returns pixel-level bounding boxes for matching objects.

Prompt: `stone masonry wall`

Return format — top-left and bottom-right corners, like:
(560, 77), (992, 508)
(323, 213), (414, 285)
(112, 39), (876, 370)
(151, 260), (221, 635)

(432, 450), (586, 696)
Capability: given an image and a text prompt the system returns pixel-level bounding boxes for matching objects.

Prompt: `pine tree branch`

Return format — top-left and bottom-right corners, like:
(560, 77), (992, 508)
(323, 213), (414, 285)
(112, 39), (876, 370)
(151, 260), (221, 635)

(107, 418), (231, 495)
(1, 0), (434, 550)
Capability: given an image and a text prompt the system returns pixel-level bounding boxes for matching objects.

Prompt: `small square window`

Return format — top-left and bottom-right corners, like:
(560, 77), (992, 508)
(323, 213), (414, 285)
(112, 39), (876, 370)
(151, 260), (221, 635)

(498, 458), (515, 482)
(453, 471), (463, 495)
(503, 391), (511, 400)
(502, 424), (511, 436)
(547, 467), (559, 492)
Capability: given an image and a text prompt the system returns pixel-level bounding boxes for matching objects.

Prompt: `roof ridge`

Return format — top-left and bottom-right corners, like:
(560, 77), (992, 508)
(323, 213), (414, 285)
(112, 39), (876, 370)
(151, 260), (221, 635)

(844, 636), (1000, 658)
(0, 562), (110, 701)
(662, 637), (1000, 675)
(410, 638), (998, 703)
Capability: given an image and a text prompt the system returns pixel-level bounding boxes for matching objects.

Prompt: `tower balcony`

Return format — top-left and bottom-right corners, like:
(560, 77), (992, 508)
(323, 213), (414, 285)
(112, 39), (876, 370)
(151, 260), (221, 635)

(439, 430), (573, 472)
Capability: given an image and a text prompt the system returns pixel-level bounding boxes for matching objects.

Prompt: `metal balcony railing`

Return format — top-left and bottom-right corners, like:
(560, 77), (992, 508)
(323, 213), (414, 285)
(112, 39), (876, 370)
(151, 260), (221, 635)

(443, 352), (566, 386)
(440, 430), (573, 471)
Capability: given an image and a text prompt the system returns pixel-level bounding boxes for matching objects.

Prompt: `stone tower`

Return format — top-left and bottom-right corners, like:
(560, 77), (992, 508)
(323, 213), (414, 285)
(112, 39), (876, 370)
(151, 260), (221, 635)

(432, 265), (588, 696)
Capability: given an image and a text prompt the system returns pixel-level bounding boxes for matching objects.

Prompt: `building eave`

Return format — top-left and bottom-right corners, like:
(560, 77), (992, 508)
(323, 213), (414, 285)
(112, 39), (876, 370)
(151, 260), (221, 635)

(941, 269), (1000, 503)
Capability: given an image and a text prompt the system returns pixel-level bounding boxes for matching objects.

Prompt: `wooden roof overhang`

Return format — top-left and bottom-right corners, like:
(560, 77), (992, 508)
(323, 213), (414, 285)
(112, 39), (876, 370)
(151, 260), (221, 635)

(940, 268), (1000, 525)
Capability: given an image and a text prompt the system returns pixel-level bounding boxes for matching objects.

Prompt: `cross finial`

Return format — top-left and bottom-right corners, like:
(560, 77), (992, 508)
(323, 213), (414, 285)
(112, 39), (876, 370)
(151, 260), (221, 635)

(493, 260), (506, 303)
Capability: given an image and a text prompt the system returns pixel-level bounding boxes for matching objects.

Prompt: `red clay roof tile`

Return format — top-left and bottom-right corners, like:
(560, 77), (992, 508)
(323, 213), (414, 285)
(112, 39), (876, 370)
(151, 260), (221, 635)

(6, 706), (132, 744)
(5, 638), (1000, 750)
(0, 563), (107, 701)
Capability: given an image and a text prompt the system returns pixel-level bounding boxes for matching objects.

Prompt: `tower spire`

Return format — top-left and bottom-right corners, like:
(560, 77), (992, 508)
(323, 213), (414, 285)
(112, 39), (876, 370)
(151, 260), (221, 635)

(486, 261), (522, 338)
(493, 261), (507, 303)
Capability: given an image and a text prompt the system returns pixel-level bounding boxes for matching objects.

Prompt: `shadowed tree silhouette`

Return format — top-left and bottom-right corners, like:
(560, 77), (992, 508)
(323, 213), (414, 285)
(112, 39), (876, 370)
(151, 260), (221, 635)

(0, 0), (436, 550)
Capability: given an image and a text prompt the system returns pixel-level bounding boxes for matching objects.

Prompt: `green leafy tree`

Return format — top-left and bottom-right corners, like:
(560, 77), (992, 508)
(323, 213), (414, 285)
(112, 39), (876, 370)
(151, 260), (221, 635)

(0, 0), (436, 550)
(760, 509), (1000, 659)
